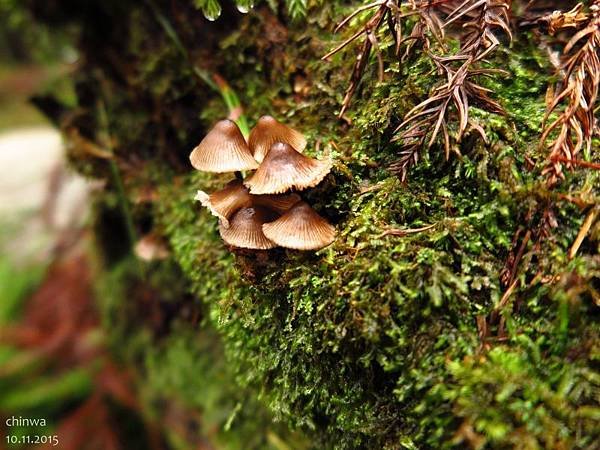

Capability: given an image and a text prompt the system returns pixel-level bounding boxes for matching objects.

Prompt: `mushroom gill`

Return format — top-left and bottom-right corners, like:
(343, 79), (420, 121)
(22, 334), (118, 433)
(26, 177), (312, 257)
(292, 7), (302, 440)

(189, 120), (259, 173)
(248, 115), (307, 162)
(262, 201), (336, 250)
(244, 142), (331, 195)
(218, 206), (279, 250)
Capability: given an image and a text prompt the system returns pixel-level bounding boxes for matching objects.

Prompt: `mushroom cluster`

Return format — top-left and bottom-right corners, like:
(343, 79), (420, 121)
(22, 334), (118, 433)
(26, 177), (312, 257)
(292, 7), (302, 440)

(190, 116), (336, 250)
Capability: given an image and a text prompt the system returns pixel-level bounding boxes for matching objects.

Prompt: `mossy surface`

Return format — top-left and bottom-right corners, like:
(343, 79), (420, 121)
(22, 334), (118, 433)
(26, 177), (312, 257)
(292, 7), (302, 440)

(28, 0), (600, 448)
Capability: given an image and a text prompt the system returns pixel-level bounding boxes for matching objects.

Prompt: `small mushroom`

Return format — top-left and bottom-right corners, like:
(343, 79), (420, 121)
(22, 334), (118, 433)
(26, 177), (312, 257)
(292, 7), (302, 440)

(190, 120), (259, 173)
(244, 142), (332, 195)
(248, 115), (307, 162)
(196, 179), (301, 227)
(195, 179), (252, 227)
(262, 201), (336, 250)
(134, 233), (170, 261)
(219, 206), (279, 250)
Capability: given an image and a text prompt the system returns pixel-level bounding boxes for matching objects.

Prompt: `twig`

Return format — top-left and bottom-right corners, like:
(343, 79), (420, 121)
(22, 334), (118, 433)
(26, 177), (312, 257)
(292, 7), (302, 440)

(569, 207), (599, 259)
(334, 0), (386, 33)
(505, 229), (531, 289)
(552, 156), (600, 171)
(379, 223), (436, 237)
(97, 100), (138, 251)
(497, 278), (519, 310)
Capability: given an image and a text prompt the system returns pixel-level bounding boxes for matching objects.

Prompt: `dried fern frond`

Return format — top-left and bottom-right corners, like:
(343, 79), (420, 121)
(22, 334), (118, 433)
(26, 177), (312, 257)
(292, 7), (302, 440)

(323, 1), (396, 117)
(391, 0), (511, 180)
(323, 0), (457, 118)
(521, 3), (588, 35)
(398, 0), (447, 59)
(541, 2), (600, 185)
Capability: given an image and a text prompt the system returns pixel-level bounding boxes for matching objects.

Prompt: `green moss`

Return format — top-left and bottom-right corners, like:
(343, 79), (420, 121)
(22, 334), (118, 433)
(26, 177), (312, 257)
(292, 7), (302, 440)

(156, 142), (520, 446)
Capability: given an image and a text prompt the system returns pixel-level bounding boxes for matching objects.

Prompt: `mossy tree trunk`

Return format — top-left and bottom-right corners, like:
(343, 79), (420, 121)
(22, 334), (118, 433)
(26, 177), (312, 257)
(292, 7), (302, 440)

(27, 1), (599, 449)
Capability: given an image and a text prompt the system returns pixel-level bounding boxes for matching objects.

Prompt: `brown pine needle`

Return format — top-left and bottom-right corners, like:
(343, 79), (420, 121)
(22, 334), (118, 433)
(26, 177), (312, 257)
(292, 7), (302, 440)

(497, 278), (519, 310)
(552, 156), (600, 171)
(569, 208), (599, 259)
(334, 0), (385, 33)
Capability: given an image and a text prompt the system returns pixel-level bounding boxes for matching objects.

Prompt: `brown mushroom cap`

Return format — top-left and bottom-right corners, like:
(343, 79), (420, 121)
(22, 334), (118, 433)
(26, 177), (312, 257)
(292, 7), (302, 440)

(262, 201), (336, 250)
(194, 179), (252, 228)
(219, 206), (279, 250)
(190, 120), (259, 173)
(244, 142), (332, 195)
(248, 115), (307, 162)
(195, 180), (301, 227)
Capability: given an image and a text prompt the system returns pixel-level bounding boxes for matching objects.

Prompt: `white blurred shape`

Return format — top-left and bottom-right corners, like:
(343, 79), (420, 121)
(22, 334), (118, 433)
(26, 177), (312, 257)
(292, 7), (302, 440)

(0, 127), (94, 263)
(0, 127), (64, 212)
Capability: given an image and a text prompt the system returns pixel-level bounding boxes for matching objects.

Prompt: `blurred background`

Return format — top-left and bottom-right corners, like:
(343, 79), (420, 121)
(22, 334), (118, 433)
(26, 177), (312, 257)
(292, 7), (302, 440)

(0, 4), (160, 449)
